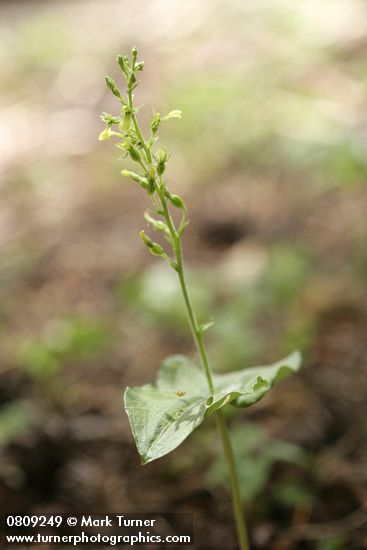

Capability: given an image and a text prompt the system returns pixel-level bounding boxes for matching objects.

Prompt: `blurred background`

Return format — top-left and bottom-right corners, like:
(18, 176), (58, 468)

(1, 0), (367, 548)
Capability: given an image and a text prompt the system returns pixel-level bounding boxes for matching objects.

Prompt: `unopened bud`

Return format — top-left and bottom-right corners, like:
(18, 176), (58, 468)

(150, 112), (160, 134)
(131, 46), (138, 67)
(156, 148), (168, 175)
(139, 230), (164, 256)
(149, 243), (165, 256)
(121, 138), (142, 163)
(139, 230), (153, 246)
(128, 73), (137, 88)
(144, 212), (167, 232)
(157, 149), (168, 163)
(129, 145), (141, 162)
(121, 169), (148, 189)
(117, 54), (129, 75)
(105, 76), (122, 99)
(166, 191), (186, 210)
(147, 166), (156, 194)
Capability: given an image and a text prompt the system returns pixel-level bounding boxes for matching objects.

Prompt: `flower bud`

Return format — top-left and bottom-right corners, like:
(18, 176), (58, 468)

(121, 138), (142, 163)
(105, 76), (122, 99)
(121, 170), (148, 189)
(128, 73), (137, 88)
(139, 230), (164, 256)
(156, 148), (168, 175)
(147, 166), (156, 194)
(144, 212), (167, 232)
(117, 54), (129, 75)
(166, 191), (186, 210)
(150, 112), (160, 134)
(139, 230), (153, 247)
(157, 148), (168, 163)
(150, 243), (165, 256)
(129, 145), (141, 162)
(131, 46), (138, 67)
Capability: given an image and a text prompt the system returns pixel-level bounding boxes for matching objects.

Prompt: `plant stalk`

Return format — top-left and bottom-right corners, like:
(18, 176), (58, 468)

(216, 411), (250, 550)
(169, 227), (250, 550)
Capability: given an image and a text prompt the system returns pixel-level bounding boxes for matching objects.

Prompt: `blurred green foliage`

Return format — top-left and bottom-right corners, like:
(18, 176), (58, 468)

(166, 73), (367, 188)
(119, 241), (315, 368)
(207, 423), (308, 503)
(261, 244), (312, 307)
(118, 264), (211, 329)
(0, 401), (34, 447)
(316, 538), (345, 550)
(17, 317), (111, 380)
(273, 481), (313, 508)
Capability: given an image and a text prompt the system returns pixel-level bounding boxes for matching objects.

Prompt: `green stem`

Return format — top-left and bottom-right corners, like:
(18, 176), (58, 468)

(216, 411), (250, 550)
(159, 189), (250, 550)
(175, 240), (215, 393)
(127, 89), (153, 163)
(177, 251), (250, 550)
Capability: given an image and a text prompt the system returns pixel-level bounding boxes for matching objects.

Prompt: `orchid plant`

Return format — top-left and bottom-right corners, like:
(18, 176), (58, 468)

(99, 48), (301, 550)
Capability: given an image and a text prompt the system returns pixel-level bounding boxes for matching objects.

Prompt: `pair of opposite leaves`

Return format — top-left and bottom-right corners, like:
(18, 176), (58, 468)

(124, 351), (301, 464)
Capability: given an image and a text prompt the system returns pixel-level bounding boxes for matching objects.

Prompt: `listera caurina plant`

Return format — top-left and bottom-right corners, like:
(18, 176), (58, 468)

(99, 47), (301, 550)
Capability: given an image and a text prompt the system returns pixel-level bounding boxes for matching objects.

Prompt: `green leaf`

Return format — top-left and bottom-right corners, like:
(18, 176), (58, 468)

(210, 351), (301, 411)
(124, 351), (301, 464)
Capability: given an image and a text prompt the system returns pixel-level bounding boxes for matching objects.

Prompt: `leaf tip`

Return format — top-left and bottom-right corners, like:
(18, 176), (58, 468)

(140, 454), (149, 466)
